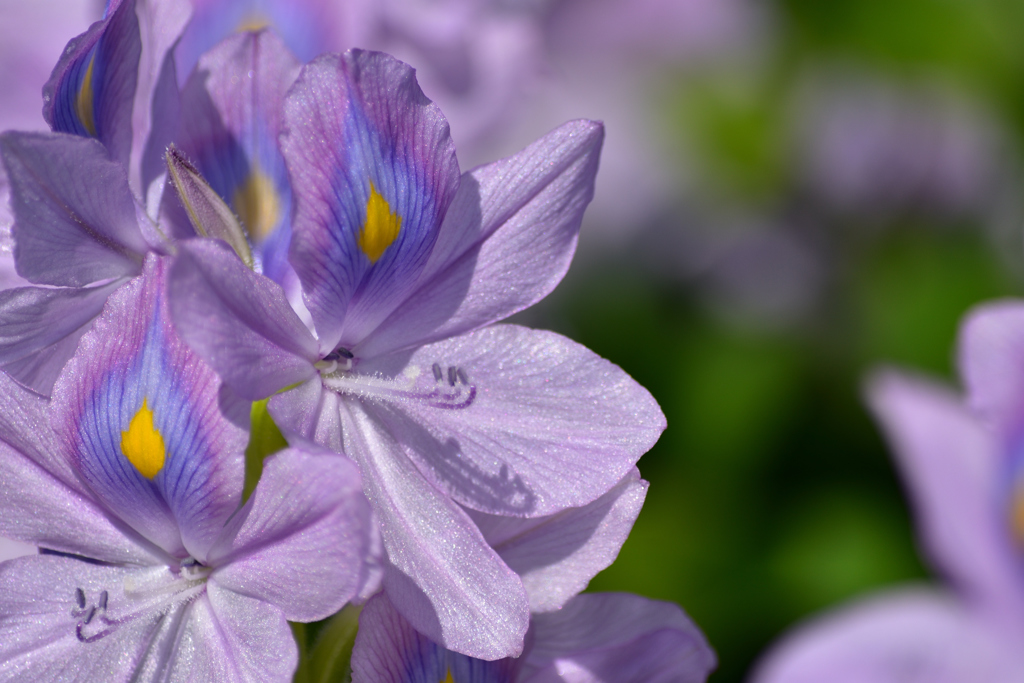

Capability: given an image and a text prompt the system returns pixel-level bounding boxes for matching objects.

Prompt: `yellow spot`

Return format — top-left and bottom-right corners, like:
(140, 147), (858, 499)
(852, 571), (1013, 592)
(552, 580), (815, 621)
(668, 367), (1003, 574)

(441, 670), (454, 683)
(358, 182), (402, 263)
(120, 399), (166, 480)
(1012, 489), (1024, 547)
(76, 56), (97, 137)
(237, 12), (271, 32)
(233, 169), (280, 242)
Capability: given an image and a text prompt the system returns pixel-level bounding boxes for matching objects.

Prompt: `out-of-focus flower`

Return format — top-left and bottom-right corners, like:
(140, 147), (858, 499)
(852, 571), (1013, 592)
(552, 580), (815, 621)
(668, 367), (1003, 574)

(169, 50), (665, 659)
(750, 302), (1024, 682)
(0, 256), (374, 680)
(351, 590), (716, 683)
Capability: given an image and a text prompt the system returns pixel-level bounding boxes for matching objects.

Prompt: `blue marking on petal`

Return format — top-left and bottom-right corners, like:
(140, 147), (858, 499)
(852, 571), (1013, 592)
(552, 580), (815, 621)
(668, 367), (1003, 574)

(52, 44), (105, 139)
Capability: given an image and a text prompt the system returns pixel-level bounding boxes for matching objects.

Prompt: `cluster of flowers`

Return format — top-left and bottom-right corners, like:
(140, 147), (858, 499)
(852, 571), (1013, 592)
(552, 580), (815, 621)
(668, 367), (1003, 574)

(0, 0), (718, 680)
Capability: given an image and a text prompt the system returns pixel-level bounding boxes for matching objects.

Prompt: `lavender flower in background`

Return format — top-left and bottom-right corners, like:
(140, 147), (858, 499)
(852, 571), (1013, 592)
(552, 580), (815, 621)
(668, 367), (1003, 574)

(169, 49), (665, 659)
(749, 302), (1024, 682)
(351, 590), (716, 683)
(0, 256), (375, 680)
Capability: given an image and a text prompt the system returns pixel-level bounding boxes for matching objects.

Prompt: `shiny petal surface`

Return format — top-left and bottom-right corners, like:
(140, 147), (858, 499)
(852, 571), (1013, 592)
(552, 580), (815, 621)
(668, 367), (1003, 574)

(283, 50), (460, 350)
(359, 325), (664, 516)
(522, 593), (717, 683)
(52, 256), (247, 559)
(470, 469), (647, 612)
(42, 0), (139, 169)
(867, 371), (1024, 622)
(167, 583), (297, 683)
(351, 592), (516, 683)
(178, 30), (299, 282)
(169, 239), (319, 400)
(208, 447), (373, 622)
(1, 132), (148, 286)
(361, 120), (603, 358)
(751, 588), (1024, 683)
(0, 279), (125, 396)
(339, 399), (530, 660)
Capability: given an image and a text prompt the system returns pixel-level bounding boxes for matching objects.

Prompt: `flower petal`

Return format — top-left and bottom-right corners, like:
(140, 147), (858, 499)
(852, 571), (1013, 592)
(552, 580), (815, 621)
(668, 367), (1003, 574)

(522, 593), (717, 683)
(469, 469), (647, 613)
(0, 131), (148, 286)
(360, 324), (664, 516)
(42, 0), (139, 169)
(177, 29), (300, 282)
(51, 255), (248, 559)
(866, 371), (1024, 624)
(750, 588), (1024, 683)
(959, 301), (1024, 439)
(0, 279), (126, 396)
(283, 50), (461, 351)
(169, 239), (319, 400)
(360, 120), (603, 358)
(338, 398), (530, 660)
(208, 446), (374, 621)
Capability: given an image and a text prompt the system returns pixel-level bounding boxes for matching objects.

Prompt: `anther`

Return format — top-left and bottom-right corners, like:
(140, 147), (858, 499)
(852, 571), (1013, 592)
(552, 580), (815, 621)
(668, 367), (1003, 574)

(75, 587), (86, 610)
(98, 590), (108, 611)
(84, 606), (97, 625)
(448, 366), (457, 387)
(432, 363), (443, 382)
(457, 368), (469, 385)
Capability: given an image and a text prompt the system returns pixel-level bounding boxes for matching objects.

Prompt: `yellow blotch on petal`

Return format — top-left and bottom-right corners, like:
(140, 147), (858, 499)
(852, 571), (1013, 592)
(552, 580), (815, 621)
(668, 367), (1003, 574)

(358, 182), (402, 263)
(121, 399), (166, 480)
(76, 56), (98, 137)
(233, 169), (281, 242)
(441, 670), (455, 683)
(1012, 488), (1024, 548)
(236, 12), (271, 32)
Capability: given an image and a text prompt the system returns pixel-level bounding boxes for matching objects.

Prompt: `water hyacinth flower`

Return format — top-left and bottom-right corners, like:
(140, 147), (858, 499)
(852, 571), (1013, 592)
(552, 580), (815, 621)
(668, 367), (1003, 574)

(0, 256), (374, 680)
(170, 49), (665, 658)
(351, 590), (716, 683)
(751, 302), (1024, 682)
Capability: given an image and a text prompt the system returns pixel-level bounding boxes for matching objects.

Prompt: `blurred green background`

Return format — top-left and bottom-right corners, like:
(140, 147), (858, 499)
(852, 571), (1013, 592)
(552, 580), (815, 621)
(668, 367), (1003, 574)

(516, 0), (1024, 680)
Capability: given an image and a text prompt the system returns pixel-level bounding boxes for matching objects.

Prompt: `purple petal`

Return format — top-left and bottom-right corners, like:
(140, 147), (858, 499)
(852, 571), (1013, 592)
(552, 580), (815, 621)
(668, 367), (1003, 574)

(283, 50), (461, 351)
(42, 0), (139, 169)
(360, 120), (603, 358)
(351, 592), (517, 683)
(338, 399), (530, 660)
(177, 29), (300, 282)
(169, 239), (319, 400)
(360, 324), (664, 516)
(750, 588), (1024, 683)
(0, 537), (33, 562)
(208, 446), (374, 622)
(268, 377), (345, 452)
(523, 593), (717, 683)
(168, 583), (297, 682)
(0, 132), (148, 286)
(866, 371), (1024, 625)
(0, 279), (126, 396)
(51, 255), (248, 559)
(469, 469), (647, 612)
(959, 302), (1024, 439)
(0, 556), (173, 679)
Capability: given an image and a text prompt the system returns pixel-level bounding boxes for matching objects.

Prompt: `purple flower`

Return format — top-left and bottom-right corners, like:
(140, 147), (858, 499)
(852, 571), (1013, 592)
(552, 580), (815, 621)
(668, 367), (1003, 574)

(169, 49), (665, 658)
(751, 303), (1024, 682)
(351, 590), (716, 683)
(0, 255), (374, 680)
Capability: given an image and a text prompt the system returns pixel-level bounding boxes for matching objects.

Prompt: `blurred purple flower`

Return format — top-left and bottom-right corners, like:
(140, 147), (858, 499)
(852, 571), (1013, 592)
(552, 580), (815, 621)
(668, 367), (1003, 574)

(169, 49), (665, 659)
(352, 590), (716, 683)
(0, 255), (374, 680)
(750, 302), (1024, 682)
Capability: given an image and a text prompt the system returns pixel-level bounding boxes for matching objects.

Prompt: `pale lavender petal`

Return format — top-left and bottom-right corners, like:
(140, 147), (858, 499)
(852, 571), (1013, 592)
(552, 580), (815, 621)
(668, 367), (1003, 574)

(166, 583), (297, 683)
(208, 446), (373, 621)
(0, 556), (176, 680)
(360, 120), (603, 358)
(959, 302), (1024, 438)
(0, 279), (125, 396)
(338, 399), (530, 660)
(0, 537), (33, 562)
(360, 325), (664, 516)
(169, 239), (319, 400)
(52, 256), (248, 559)
(268, 377), (344, 452)
(469, 469), (647, 612)
(283, 50), (460, 351)
(867, 371), (1024, 621)
(750, 588), (1024, 683)
(42, 0), (139, 169)
(0, 132), (148, 286)
(522, 593), (716, 683)
(351, 592), (516, 683)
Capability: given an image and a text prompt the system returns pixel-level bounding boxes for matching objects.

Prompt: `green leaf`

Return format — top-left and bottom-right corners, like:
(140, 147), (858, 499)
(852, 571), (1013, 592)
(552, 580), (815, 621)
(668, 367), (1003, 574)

(307, 605), (363, 683)
(243, 399), (289, 502)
